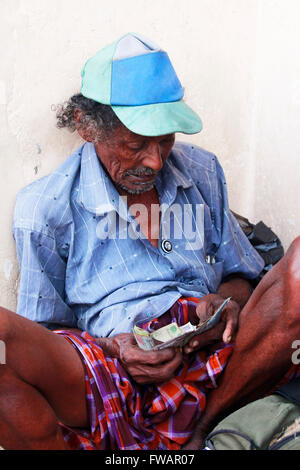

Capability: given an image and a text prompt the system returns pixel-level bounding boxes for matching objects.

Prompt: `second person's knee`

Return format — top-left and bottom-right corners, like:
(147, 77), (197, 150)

(0, 307), (15, 344)
(286, 236), (300, 278)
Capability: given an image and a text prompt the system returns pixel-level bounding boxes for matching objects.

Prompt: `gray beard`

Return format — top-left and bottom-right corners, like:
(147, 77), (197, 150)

(117, 167), (157, 194)
(117, 182), (155, 194)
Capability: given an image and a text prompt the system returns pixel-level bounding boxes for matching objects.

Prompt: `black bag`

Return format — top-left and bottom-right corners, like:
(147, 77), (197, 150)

(232, 211), (284, 285)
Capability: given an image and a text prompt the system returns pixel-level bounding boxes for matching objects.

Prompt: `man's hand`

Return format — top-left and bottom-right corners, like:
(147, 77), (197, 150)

(184, 294), (240, 354)
(94, 333), (182, 385)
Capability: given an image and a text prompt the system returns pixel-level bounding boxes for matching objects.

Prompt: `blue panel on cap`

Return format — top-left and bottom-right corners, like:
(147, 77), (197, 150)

(110, 51), (184, 106)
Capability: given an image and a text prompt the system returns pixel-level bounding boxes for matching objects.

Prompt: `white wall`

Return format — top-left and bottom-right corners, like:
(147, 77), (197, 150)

(1, 0), (299, 311)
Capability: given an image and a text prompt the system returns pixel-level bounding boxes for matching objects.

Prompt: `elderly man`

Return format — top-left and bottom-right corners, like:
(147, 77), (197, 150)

(0, 33), (299, 450)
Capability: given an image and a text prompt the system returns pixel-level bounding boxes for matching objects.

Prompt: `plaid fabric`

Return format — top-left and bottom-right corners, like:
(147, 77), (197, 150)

(56, 297), (234, 450)
(56, 296), (300, 450)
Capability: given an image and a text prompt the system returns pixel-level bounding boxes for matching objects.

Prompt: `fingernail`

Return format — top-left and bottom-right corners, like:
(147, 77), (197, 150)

(226, 336), (232, 343)
(192, 341), (199, 348)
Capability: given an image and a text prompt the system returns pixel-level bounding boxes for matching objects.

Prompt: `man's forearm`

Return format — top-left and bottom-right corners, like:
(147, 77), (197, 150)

(217, 277), (253, 309)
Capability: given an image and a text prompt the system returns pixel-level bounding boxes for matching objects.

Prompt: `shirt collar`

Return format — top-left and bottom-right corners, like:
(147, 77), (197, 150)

(77, 142), (193, 217)
(77, 142), (129, 219)
(155, 149), (193, 206)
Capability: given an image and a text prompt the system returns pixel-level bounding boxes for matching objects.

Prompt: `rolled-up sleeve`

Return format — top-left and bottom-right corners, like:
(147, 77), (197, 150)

(13, 227), (77, 328)
(213, 161), (265, 280)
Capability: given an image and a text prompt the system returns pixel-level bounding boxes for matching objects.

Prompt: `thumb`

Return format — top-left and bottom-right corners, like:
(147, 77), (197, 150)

(196, 300), (214, 322)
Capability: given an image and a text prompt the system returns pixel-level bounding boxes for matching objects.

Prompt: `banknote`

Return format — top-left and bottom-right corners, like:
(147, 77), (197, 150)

(133, 297), (231, 351)
(133, 322), (183, 351)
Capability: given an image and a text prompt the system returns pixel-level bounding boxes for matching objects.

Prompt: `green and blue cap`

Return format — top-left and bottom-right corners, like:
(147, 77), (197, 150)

(81, 33), (203, 136)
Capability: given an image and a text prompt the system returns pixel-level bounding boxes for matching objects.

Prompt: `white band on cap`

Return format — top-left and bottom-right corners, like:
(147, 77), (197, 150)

(113, 33), (160, 61)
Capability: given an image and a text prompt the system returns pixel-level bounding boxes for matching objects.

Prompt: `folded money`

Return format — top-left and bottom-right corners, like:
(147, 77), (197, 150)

(134, 297), (231, 351)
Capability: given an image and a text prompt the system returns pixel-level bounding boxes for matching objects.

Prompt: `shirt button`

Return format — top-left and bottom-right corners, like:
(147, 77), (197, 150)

(161, 239), (172, 253)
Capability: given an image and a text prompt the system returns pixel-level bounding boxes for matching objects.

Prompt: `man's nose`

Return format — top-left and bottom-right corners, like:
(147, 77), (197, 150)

(140, 142), (163, 171)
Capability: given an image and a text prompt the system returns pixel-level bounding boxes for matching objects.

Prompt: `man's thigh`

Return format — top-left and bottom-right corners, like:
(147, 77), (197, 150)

(0, 307), (88, 428)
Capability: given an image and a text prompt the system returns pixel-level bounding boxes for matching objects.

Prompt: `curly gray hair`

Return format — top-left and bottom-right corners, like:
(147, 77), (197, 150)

(55, 93), (123, 140)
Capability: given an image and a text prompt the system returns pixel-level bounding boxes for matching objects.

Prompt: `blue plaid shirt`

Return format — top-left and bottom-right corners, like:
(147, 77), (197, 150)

(13, 141), (264, 337)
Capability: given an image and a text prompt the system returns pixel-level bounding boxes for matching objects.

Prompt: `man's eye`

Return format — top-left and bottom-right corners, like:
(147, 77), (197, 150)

(128, 142), (144, 151)
(161, 137), (175, 145)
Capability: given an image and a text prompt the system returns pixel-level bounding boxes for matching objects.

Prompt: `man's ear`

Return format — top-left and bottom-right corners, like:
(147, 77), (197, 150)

(74, 108), (95, 142)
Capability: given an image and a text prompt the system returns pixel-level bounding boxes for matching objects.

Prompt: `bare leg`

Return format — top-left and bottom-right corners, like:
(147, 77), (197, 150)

(184, 236), (300, 449)
(0, 309), (88, 449)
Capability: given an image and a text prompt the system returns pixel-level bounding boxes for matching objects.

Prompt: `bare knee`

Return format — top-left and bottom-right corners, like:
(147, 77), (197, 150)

(279, 237), (300, 327)
(0, 307), (14, 344)
(285, 236), (300, 280)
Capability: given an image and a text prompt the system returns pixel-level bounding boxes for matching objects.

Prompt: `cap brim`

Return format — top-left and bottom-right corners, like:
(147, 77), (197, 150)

(111, 100), (202, 136)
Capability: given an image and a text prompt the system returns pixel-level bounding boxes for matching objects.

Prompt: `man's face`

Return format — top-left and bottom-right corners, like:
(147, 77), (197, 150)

(94, 126), (175, 194)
